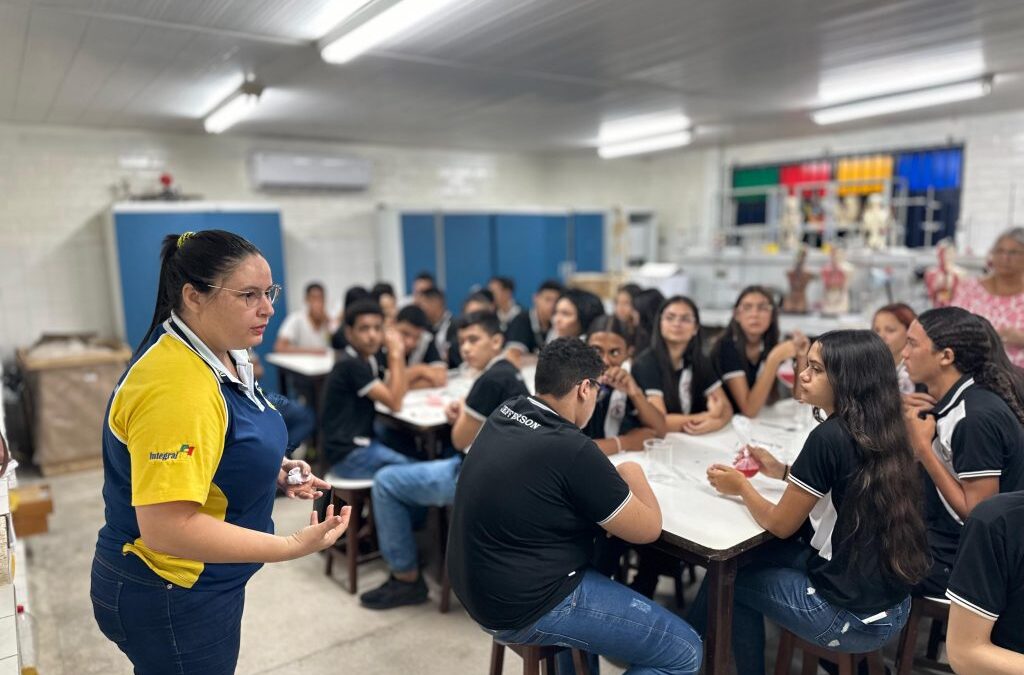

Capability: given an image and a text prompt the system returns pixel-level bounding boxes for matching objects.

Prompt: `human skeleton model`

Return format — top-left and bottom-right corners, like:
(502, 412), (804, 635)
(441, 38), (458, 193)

(837, 195), (861, 237)
(924, 239), (964, 307)
(861, 193), (892, 250)
(782, 246), (815, 314)
(821, 247), (853, 315)
(779, 195), (802, 250)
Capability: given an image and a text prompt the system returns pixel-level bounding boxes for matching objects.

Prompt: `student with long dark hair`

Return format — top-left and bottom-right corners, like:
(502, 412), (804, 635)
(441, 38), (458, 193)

(92, 231), (349, 674)
(584, 315), (666, 454)
(633, 296), (733, 435)
(701, 330), (930, 674)
(901, 307), (1024, 595)
(631, 287), (666, 350)
(551, 288), (604, 340)
(713, 285), (806, 417)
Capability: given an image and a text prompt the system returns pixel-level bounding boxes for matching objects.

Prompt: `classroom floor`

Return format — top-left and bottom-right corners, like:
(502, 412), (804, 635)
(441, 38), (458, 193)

(27, 468), (947, 675)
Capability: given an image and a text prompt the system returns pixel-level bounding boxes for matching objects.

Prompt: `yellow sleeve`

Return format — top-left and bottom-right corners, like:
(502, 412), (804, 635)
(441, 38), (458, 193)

(110, 339), (228, 507)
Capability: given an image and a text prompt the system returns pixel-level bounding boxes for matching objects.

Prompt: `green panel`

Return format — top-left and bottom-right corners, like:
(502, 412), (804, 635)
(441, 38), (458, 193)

(732, 166), (779, 203)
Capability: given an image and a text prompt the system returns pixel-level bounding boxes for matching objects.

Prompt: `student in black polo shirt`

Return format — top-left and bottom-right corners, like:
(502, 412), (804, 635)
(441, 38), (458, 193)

(446, 291), (495, 370)
(361, 312), (529, 610)
(703, 330), (930, 674)
(946, 491), (1024, 672)
(389, 304), (447, 388)
(449, 338), (702, 675)
(901, 307), (1024, 596)
(584, 315), (666, 454)
(712, 285), (806, 417)
(634, 296), (733, 435)
(504, 279), (564, 363)
(321, 300), (413, 479)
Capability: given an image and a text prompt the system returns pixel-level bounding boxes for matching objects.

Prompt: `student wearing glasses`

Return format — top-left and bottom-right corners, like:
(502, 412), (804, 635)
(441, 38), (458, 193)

(91, 231), (349, 674)
(712, 285), (807, 418)
(951, 227), (1024, 367)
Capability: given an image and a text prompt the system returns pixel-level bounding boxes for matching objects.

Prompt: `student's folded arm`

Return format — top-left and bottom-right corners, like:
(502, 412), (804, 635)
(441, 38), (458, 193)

(451, 409), (484, 451)
(600, 462), (662, 544)
(630, 391), (666, 437)
(947, 603), (1024, 675)
(726, 370), (776, 418)
(366, 379), (403, 412)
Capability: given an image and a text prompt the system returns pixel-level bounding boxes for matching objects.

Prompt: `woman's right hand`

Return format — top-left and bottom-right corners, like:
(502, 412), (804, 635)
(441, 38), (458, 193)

(287, 504), (350, 558)
(746, 445), (786, 480)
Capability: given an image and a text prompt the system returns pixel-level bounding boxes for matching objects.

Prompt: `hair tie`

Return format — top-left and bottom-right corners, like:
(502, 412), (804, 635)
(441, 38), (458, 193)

(177, 231), (195, 249)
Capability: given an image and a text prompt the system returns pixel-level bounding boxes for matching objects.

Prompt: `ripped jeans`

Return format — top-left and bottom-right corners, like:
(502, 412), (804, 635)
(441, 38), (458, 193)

(689, 540), (909, 675)
(487, 568), (702, 675)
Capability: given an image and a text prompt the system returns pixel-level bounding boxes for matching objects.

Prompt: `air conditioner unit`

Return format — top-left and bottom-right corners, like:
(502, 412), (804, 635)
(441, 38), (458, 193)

(249, 151), (372, 190)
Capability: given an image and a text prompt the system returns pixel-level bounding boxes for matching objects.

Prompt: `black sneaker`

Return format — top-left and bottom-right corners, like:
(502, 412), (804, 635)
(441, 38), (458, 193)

(360, 575), (429, 610)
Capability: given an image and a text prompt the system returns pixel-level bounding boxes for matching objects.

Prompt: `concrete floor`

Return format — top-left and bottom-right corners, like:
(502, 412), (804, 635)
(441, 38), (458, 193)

(26, 468), (948, 675)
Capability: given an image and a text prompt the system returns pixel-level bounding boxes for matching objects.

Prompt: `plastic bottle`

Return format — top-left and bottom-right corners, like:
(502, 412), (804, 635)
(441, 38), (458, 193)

(16, 604), (37, 675)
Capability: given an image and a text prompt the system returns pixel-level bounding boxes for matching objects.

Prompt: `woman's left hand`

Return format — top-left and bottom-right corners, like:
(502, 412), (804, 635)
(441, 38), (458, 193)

(707, 464), (747, 496)
(278, 459), (331, 500)
(683, 413), (717, 435)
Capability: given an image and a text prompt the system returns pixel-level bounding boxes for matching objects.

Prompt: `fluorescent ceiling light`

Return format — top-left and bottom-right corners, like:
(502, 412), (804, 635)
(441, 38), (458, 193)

(598, 112), (690, 145)
(321, 0), (462, 65)
(204, 83), (263, 134)
(598, 131), (692, 159)
(812, 78), (991, 125)
(817, 42), (985, 105)
(309, 0), (374, 39)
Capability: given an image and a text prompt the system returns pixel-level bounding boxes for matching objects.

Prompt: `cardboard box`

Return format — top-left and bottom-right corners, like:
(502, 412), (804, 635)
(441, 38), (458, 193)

(10, 484), (53, 537)
(17, 336), (130, 468)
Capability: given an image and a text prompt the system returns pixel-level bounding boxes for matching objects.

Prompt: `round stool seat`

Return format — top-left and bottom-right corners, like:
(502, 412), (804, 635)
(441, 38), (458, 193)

(324, 474), (374, 490)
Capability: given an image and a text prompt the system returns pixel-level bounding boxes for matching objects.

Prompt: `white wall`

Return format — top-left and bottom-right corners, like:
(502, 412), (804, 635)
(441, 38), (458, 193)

(0, 123), (654, 358)
(699, 108), (1024, 254)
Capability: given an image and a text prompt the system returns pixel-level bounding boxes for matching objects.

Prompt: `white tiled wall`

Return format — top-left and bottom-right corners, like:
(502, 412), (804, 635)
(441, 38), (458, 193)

(705, 108), (1024, 254)
(0, 123), (654, 358)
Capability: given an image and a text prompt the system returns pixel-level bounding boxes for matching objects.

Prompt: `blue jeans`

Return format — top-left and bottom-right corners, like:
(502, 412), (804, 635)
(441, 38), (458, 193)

(373, 455), (462, 573)
(689, 540), (910, 675)
(91, 550), (245, 675)
(488, 568), (702, 675)
(330, 439), (413, 479)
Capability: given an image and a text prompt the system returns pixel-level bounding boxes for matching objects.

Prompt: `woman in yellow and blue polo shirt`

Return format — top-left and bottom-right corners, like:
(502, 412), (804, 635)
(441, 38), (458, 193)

(91, 230), (350, 675)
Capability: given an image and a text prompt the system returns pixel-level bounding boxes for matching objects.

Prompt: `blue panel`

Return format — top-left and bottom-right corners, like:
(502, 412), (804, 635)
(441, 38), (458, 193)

(400, 213), (437, 295)
(114, 209), (288, 391)
(494, 214), (568, 310)
(573, 213), (604, 273)
(896, 148), (963, 191)
(443, 214), (493, 312)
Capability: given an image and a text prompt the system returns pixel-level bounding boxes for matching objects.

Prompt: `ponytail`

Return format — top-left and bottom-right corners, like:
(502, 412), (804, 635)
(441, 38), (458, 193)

(135, 230), (262, 355)
(918, 307), (1024, 425)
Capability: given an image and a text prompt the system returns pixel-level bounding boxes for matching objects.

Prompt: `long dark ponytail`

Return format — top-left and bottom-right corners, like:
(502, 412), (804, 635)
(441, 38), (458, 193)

(816, 330), (930, 586)
(918, 307), (1024, 425)
(650, 296), (711, 414)
(136, 230), (262, 355)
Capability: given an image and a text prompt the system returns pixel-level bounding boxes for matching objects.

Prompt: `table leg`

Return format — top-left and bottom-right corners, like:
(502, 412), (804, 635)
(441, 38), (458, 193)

(705, 557), (738, 675)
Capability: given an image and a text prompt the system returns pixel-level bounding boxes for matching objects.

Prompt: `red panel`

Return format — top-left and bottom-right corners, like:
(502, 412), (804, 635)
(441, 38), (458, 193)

(780, 161), (831, 195)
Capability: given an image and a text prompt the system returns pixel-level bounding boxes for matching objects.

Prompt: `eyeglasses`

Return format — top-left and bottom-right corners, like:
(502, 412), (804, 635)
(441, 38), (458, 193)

(209, 283), (282, 307)
(737, 303), (773, 315)
(992, 248), (1024, 258)
(578, 378), (600, 390)
(663, 313), (696, 325)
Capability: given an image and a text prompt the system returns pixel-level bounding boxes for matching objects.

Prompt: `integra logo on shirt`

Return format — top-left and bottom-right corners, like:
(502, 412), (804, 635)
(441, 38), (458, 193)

(149, 444), (195, 462)
(500, 404), (541, 430)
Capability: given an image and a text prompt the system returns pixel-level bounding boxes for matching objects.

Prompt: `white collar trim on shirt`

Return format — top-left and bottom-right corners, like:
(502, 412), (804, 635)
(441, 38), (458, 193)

(528, 396), (559, 416)
(936, 377), (975, 416)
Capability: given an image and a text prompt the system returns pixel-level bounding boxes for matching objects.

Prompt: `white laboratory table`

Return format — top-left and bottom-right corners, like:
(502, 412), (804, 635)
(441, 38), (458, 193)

(609, 401), (815, 675)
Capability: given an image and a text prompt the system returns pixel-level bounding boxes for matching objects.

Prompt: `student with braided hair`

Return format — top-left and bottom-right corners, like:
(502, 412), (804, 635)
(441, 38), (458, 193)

(902, 307), (1024, 595)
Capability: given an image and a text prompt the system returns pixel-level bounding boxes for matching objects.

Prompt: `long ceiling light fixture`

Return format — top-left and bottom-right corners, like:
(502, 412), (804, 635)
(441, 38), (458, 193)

(812, 77), (992, 126)
(598, 130), (693, 159)
(596, 112), (692, 159)
(320, 0), (462, 65)
(204, 81), (264, 134)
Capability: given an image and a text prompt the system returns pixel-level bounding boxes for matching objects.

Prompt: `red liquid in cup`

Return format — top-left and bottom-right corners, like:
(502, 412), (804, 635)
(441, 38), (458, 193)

(734, 455), (760, 478)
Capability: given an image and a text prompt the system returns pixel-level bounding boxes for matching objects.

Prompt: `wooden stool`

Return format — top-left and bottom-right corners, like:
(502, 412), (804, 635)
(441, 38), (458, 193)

(773, 628), (886, 675)
(895, 596), (953, 675)
(323, 476), (379, 594)
(489, 640), (591, 675)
